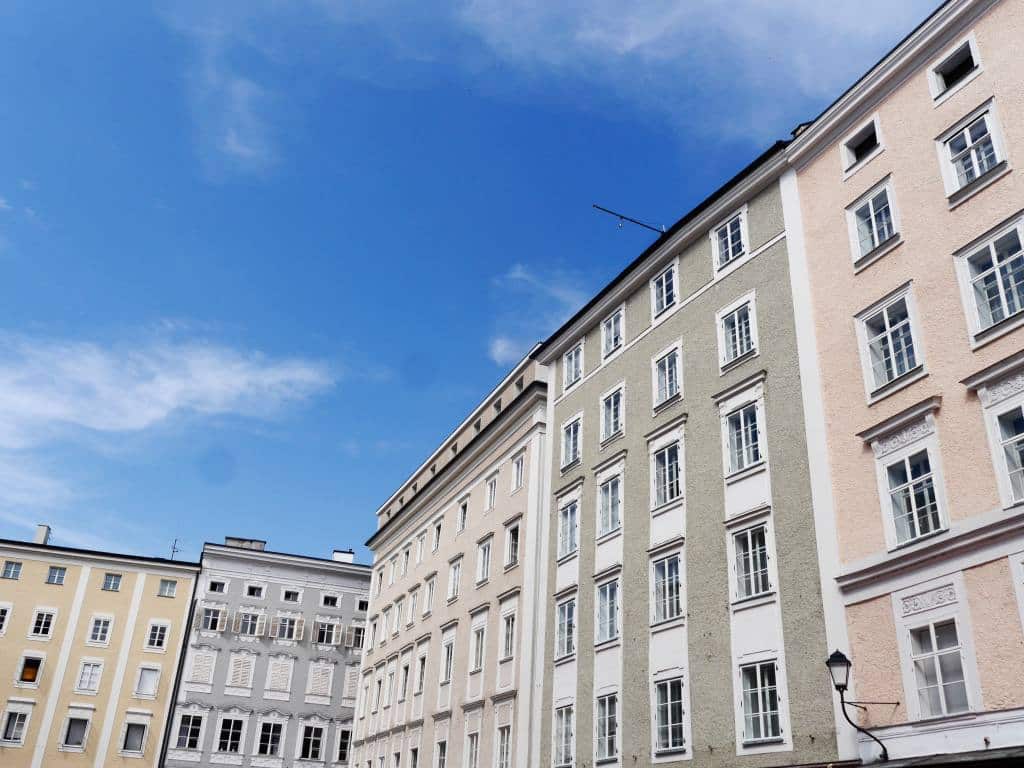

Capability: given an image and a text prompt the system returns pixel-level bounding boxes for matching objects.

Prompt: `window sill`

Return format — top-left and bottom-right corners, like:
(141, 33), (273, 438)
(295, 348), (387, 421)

(724, 461), (766, 485)
(719, 347), (759, 376)
(554, 652), (576, 667)
(842, 143), (884, 182)
(556, 550), (579, 567)
(654, 747), (687, 757)
(560, 458), (581, 475)
(650, 498), (684, 518)
(503, 561), (520, 573)
(867, 366), (927, 405)
(889, 526), (948, 554)
(652, 391), (682, 416)
(742, 737), (784, 747)
(446, 596), (458, 606)
(599, 431), (624, 451)
(475, 578), (489, 589)
(731, 591), (776, 612)
(594, 637), (620, 652)
(947, 160), (1010, 210)
(596, 528), (622, 546)
(650, 615), (685, 635)
(595, 757), (619, 766)
(932, 65), (982, 106)
(26, 635), (52, 643)
(970, 308), (1024, 351)
(498, 655), (513, 664)
(853, 234), (903, 273)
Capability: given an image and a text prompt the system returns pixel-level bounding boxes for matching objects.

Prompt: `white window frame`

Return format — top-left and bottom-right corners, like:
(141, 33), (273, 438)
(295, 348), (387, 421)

(255, 715), (287, 757)
(595, 578), (620, 645)
(505, 521), (520, 568)
(650, 429), (684, 512)
(561, 413), (582, 469)
(119, 713), (151, 757)
(144, 620), (170, 652)
(557, 499), (579, 560)
(854, 284), (926, 401)
(953, 215), (1024, 346)
(983, 387), (1024, 509)
(596, 472), (623, 539)
(840, 114), (884, 177)
(651, 339), (683, 408)
(722, 401), (764, 477)
(555, 596), (577, 659)
(935, 100), (1009, 199)
(102, 572), (122, 592)
(501, 610), (516, 660)
(74, 658), (104, 695)
(59, 709), (93, 752)
(716, 291), (759, 370)
(1, 560), (22, 580)
(845, 176), (901, 268)
(651, 259), (679, 321)
(0, 601), (10, 637)
(727, 515), (778, 604)
(174, 709), (207, 752)
(485, 475), (498, 512)
(927, 32), (983, 104)
(710, 205), (750, 273)
(601, 305), (625, 360)
(457, 498), (469, 532)
(599, 382), (625, 442)
(447, 559), (462, 601)
(652, 676), (686, 755)
(470, 623), (486, 674)
(651, 552), (683, 625)
(244, 581), (266, 600)
(553, 705), (575, 768)
(511, 452), (525, 492)
(739, 660), (783, 744)
(476, 539), (492, 584)
(296, 720), (327, 761)
(280, 586), (303, 604)
(563, 344), (584, 391)
(46, 566), (66, 586)
(158, 578), (177, 598)
(29, 607), (57, 640)
(595, 692), (618, 762)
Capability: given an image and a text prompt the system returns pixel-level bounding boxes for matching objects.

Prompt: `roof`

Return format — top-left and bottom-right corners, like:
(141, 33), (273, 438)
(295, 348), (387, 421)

(0, 537), (201, 570)
(202, 541), (372, 571)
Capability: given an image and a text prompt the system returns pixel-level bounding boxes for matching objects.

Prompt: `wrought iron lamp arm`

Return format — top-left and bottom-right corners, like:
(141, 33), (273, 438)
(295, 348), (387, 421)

(838, 688), (889, 762)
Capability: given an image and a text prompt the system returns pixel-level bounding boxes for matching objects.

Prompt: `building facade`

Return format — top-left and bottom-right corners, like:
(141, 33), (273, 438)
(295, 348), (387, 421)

(165, 538), (370, 768)
(351, 357), (548, 768)
(786, 0), (1024, 762)
(533, 152), (845, 768)
(0, 525), (199, 768)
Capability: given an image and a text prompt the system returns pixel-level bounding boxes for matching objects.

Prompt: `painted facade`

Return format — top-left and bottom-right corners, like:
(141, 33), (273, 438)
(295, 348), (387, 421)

(787, 0), (1024, 761)
(0, 525), (199, 768)
(351, 357), (548, 768)
(165, 538), (370, 768)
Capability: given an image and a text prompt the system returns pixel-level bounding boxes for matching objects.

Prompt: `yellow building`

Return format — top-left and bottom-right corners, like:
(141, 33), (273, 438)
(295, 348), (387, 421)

(0, 525), (199, 768)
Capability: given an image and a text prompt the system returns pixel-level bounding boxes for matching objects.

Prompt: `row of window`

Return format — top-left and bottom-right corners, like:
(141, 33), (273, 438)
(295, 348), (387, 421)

(205, 577), (368, 612)
(197, 605), (364, 648)
(1, 702), (153, 756)
(0, 604), (169, 652)
(361, 726), (512, 768)
(0, 562), (177, 597)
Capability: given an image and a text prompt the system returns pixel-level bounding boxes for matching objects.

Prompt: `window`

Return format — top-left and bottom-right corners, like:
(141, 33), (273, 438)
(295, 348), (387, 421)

(135, 666), (160, 698)
(735, 526), (771, 599)
(596, 581), (619, 643)
(963, 225), (1024, 334)
(477, 540), (491, 584)
(416, 654), (427, 693)
(654, 345), (680, 405)
(562, 417), (581, 467)
(77, 661), (102, 693)
(275, 617), (302, 641)
(392, 601), (403, 634)
(652, 555), (682, 623)
(471, 626), (486, 672)
(564, 345), (583, 389)
(598, 475), (621, 537)
(930, 37), (979, 98)
(31, 610), (55, 638)
(351, 625), (366, 649)
(485, 476), (497, 511)
(466, 732), (479, 768)
(861, 293), (921, 392)
(19, 656), (42, 684)
(886, 450), (942, 545)
(505, 523), (520, 567)
(942, 110), (1002, 193)
(301, 725), (324, 760)
(502, 613), (516, 659)
(655, 678), (686, 752)
(601, 387), (623, 440)
(208, 580), (226, 593)
(338, 729), (352, 762)
(283, 589), (300, 603)
(358, 598), (369, 612)
(714, 212), (746, 269)
(741, 662), (781, 742)
(653, 264), (677, 316)
(2, 710), (28, 743)
(512, 454), (525, 491)
(399, 663), (410, 700)
(653, 443), (681, 507)
(402, 549), (410, 576)
(90, 617), (112, 644)
(726, 404), (762, 473)
(441, 640), (455, 683)
(558, 500), (578, 559)
(596, 694), (618, 760)
(555, 598), (576, 658)
(436, 740), (448, 768)
(719, 297), (758, 366)
(554, 706), (574, 768)
(316, 621), (338, 645)
(256, 721), (282, 756)
(911, 619), (969, 717)
(410, 747), (419, 768)
(433, 521), (442, 551)
(998, 405), (1024, 502)
(850, 184), (896, 259)
(842, 118), (880, 170)
(46, 566), (66, 585)
(447, 560), (461, 601)
(496, 725), (511, 768)
(246, 584), (265, 598)
(2, 561), (22, 580)
(457, 500), (469, 532)
(0, 605), (8, 635)
(176, 714), (203, 750)
(218, 718), (244, 753)
(102, 573), (122, 592)
(62, 716), (90, 749)
(145, 622), (168, 650)
(158, 579), (177, 597)
(602, 308), (624, 357)
(237, 612), (261, 636)
(201, 608), (224, 632)
(122, 722), (147, 754)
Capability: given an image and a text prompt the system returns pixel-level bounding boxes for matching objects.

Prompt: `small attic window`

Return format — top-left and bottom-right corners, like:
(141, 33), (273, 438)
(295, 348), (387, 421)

(515, 377), (524, 392)
(412, 482), (417, 493)
(430, 464), (436, 475)
(933, 40), (977, 95)
(399, 496), (404, 505)
(493, 399), (501, 414)
(474, 419), (481, 433)
(451, 443), (458, 455)
(843, 120), (880, 171)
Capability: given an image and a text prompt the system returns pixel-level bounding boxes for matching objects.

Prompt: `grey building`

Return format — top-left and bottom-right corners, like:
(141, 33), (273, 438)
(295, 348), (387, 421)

(532, 147), (843, 768)
(164, 537), (371, 768)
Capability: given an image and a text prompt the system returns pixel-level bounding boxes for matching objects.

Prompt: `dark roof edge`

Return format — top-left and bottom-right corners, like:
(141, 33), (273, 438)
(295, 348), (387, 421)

(0, 538), (201, 569)
(202, 543), (372, 570)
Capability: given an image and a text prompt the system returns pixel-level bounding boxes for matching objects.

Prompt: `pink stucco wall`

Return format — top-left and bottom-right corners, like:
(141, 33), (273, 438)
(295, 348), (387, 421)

(964, 559), (1024, 710)
(847, 597), (905, 727)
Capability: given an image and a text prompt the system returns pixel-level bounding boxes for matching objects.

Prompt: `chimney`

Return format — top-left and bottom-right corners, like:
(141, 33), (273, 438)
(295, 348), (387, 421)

(224, 536), (267, 551)
(332, 549), (355, 564)
(34, 524), (51, 546)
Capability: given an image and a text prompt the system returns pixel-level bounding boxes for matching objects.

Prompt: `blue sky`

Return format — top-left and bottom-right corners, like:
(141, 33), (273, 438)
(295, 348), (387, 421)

(0, 0), (936, 562)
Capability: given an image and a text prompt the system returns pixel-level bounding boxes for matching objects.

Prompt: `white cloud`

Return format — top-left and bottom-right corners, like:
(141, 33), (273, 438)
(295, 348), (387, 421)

(0, 198), (10, 211)
(488, 336), (528, 366)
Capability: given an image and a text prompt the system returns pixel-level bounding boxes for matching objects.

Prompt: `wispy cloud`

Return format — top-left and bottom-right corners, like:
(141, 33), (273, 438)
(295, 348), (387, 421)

(0, 198), (10, 212)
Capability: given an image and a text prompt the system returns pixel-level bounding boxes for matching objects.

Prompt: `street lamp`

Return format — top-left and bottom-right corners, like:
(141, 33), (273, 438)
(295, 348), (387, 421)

(825, 650), (889, 762)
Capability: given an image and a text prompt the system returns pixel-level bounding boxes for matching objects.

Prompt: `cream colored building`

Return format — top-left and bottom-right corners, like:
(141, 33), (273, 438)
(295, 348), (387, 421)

(350, 356), (548, 768)
(0, 525), (199, 768)
(786, 0), (1024, 762)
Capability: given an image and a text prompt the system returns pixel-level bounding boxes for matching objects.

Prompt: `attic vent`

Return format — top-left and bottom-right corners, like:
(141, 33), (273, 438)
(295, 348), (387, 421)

(515, 377), (524, 392)
(493, 399), (501, 413)
(451, 443), (458, 455)
(431, 464), (436, 475)
(474, 419), (481, 433)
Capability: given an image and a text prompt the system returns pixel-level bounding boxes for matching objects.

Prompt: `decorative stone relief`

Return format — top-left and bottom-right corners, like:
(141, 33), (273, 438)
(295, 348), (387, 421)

(901, 584), (957, 617)
(872, 418), (934, 459)
(980, 372), (1024, 408)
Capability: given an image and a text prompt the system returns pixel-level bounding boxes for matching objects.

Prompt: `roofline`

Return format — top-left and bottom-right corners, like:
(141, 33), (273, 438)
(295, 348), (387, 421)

(536, 141), (789, 360)
(201, 542), (372, 571)
(373, 347), (541, 518)
(0, 538), (201, 571)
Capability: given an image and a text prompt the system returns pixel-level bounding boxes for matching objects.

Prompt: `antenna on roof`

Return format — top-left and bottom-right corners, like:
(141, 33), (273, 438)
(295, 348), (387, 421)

(593, 204), (665, 234)
(170, 538), (181, 560)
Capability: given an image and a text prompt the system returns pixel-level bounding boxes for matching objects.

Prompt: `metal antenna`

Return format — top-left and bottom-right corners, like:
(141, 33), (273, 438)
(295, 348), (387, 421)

(593, 204), (665, 234)
(170, 538), (181, 560)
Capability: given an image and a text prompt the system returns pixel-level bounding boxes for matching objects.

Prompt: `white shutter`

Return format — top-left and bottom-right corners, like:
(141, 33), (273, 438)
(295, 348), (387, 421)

(228, 654), (254, 688)
(190, 652), (215, 684)
(269, 617), (280, 638)
(331, 622), (342, 646)
(308, 662), (332, 696)
(344, 627), (355, 648)
(343, 665), (359, 698)
(295, 617), (305, 641)
(268, 658), (291, 691)
(137, 667), (159, 696)
(231, 611), (242, 634)
(256, 614), (267, 637)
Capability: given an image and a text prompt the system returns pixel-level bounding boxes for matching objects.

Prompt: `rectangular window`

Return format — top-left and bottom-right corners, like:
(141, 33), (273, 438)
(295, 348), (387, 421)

(735, 525), (771, 599)
(20, 656), (42, 684)
(741, 662), (781, 742)
(448, 561), (461, 600)
(598, 475), (621, 537)
(257, 721), (282, 756)
(416, 654), (427, 693)
(63, 716), (89, 749)
(442, 640), (455, 683)
(721, 302), (756, 365)
(146, 622), (168, 650)
(653, 443), (681, 507)
(653, 265), (677, 316)
(176, 714), (203, 750)
(562, 418), (581, 467)
(122, 722), (146, 754)
(887, 450), (942, 545)
(2, 711), (28, 743)
(727, 404), (761, 473)
(276, 617), (300, 640)
(601, 388), (623, 440)
(843, 119), (880, 170)
(46, 566), (66, 585)
(654, 347), (680, 405)
(472, 626), (486, 672)
(201, 608), (223, 632)
(653, 555), (682, 623)
(564, 345), (583, 389)
(0, 605), (7, 634)
(77, 661), (102, 692)
(436, 740), (447, 768)
(283, 589), (300, 603)
(655, 678), (686, 752)
(965, 225), (1024, 333)
(457, 500), (469, 532)
(602, 308), (624, 357)
(558, 500), (578, 559)
(1, 561), (22, 580)
(502, 613), (516, 659)
(853, 187), (896, 257)
(158, 579), (177, 597)
(31, 610), (55, 637)
(486, 477), (497, 511)
(135, 666), (159, 698)
(596, 694), (618, 760)
(237, 612), (261, 637)
(466, 732), (479, 768)
(247, 584), (265, 598)
(89, 617), (111, 643)
(863, 296), (919, 390)
(512, 455), (525, 490)
(316, 621), (338, 645)
(338, 729), (352, 762)
(596, 581), (619, 643)
(425, 578), (436, 614)
(208, 579), (225, 593)
(910, 619), (970, 717)
(301, 725), (324, 760)
(554, 706), (574, 768)
(433, 521), (442, 551)
(932, 39), (978, 96)
(998, 405), (1024, 502)
(219, 718), (244, 753)
(715, 213), (746, 268)
(505, 523), (520, 567)
(555, 598), (576, 658)
(477, 541), (491, 584)
(949, 112), (1001, 193)
(102, 573), (122, 592)
(496, 725), (511, 768)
